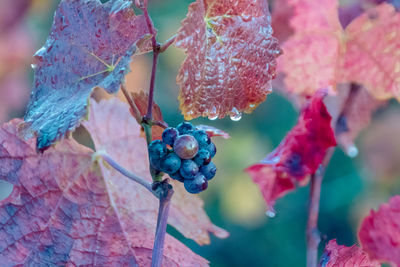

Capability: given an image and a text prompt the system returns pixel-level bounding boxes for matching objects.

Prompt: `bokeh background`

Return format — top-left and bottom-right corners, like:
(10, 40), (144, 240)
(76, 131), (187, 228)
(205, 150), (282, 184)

(1, 0), (399, 266)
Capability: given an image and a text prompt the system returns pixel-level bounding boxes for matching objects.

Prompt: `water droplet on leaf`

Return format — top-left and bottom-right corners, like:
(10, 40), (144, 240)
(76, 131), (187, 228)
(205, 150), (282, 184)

(230, 107), (242, 121)
(347, 145), (358, 158)
(266, 209), (276, 218)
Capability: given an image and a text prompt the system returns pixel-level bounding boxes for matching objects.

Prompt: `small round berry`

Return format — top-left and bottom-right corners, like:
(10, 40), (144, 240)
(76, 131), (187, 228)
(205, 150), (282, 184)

(192, 130), (211, 147)
(162, 127), (179, 146)
(206, 142), (216, 158)
(160, 153), (181, 174)
(170, 171), (185, 182)
(150, 156), (162, 170)
(176, 122), (195, 135)
(200, 161), (216, 180)
(184, 173), (208, 194)
(173, 134), (199, 159)
(180, 159), (199, 179)
(193, 149), (211, 166)
(148, 140), (167, 159)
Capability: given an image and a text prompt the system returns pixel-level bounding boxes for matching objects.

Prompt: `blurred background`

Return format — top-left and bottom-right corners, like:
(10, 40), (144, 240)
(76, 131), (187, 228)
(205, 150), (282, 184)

(1, 0), (399, 266)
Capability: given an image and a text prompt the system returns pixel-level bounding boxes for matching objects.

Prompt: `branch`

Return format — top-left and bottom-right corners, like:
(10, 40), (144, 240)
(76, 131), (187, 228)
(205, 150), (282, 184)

(120, 83), (142, 124)
(306, 165), (324, 267)
(160, 34), (177, 53)
(96, 152), (153, 194)
(151, 180), (174, 267)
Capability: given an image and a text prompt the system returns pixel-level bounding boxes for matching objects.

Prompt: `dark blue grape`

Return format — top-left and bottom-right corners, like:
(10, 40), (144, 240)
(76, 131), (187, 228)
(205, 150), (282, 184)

(206, 142), (216, 158)
(193, 149), (211, 166)
(170, 171), (185, 182)
(176, 122), (195, 135)
(148, 140), (167, 159)
(160, 153), (181, 174)
(192, 130), (211, 147)
(150, 156), (162, 170)
(184, 173), (208, 194)
(180, 159), (199, 179)
(173, 134), (199, 159)
(200, 161), (216, 180)
(162, 127), (179, 146)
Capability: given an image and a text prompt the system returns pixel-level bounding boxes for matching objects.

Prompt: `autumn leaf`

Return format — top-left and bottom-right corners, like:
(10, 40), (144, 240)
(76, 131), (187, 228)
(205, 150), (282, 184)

(82, 97), (228, 245)
(245, 91), (336, 211)
(320, 240), (380, 267)
(278, 1), (400, 100)
(359, 195), (400, 266)
(175, 0), (282, 120)
(22, 0), (152, 150)
(0, 120), (207, 266)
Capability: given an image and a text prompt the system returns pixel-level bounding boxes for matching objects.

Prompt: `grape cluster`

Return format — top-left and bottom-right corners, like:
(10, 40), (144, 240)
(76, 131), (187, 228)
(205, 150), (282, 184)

(148, 122), (217, 194)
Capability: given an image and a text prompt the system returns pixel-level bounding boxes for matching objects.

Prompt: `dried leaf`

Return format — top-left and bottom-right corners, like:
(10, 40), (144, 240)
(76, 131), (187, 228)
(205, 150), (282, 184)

(23, 0), (152, 149)
(175, 0), (281, 120)
(245, 91), (336, 210)
(0, 119), (207, 266)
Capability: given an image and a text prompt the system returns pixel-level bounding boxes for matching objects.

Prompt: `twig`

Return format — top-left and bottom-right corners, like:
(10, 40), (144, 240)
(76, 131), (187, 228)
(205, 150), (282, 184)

(120, 83), (142, 124)
(306, 165), (324, 267)
(151, 181), (174, 267)
(160, 34), (177, 53)
(97, 152), (153, 194)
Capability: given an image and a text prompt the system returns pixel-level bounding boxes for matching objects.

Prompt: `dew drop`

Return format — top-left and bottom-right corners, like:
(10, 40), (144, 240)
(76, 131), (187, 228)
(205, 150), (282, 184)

(347, 145), (358, 158)
(230, 107), (242, 121)
(208, 107), (218, 120)
(249, 104), (256, 108)
(31, 64), (37, 69)
(242, 13), (251, 22)
(266, 209), (276, 218)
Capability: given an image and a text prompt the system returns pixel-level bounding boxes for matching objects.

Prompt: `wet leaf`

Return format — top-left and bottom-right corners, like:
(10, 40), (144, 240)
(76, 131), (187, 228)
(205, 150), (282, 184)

(175, 0), (281, 120)
(0, 119), (207, 266)
(82, 97), (228, 245)
(359, 195), (400, 266)
(320, 240), (380, 267)
(245, 91), (336, 211)
(22, 0), (152, 150)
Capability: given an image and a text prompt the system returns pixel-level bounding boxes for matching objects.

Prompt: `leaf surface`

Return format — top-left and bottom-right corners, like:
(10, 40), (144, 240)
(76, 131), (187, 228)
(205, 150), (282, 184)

(320, 240), (380, 267)
(23, 0), (151, 149)
(278, 1), (400, 100)
(245, 91), (336, 210)
(0, 120), (207, 266)
(359, 195), (400, 266)
(82, 97), (228, 245)
(175, 0), (281, 120)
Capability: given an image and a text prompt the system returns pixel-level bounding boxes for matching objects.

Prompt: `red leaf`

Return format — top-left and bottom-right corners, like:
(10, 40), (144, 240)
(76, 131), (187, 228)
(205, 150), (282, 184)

(359, 195), (400, 266)
(320, 240), (380, 267)
(83, 97), (228, 245)
(22, 0), (152, 149)
(270, 0), (295, 42)
(278, 1), (400, 100)
(175, 0), (282, 120)
(0, 120), (207, 266)
(245, 91), (336, 210)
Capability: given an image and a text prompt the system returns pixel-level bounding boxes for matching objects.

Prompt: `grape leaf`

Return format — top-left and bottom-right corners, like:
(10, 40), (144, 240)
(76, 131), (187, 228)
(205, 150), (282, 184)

(82, 97), (228, 245)
(320, 240), (380, 267)
(278, 2), (400, 100)
(0, 0), (31, 34)
(245, 91), (336, 211)
(22, 0), (152, 150)
(175, 0), (282, 120)
(0, 120), (207, 266)
(359, 195), (400, 266)
(270, 0), (295, 43)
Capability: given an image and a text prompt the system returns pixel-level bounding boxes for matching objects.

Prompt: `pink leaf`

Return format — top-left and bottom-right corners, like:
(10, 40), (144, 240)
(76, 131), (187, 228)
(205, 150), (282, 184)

(83, 97), (228, 245)
(0, 120), (207, 266)
(359, 195), (400, 266)
(320, 239), (380, 267)
(245, 91), (336, 210)
(175, 0), (282, 120)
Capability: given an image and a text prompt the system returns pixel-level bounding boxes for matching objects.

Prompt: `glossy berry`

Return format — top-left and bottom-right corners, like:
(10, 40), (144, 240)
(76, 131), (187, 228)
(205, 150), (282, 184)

(206, 142), (217, 158)
(176, 122), (195, 135)
(173, 134), (199, 159)
(180, 159), (199, 179)
(200, 161), (217, 180)
(148, 140), (167, 159)
(160, 153), (181, 174)
(193, 149), (211, 166)
(162, 127), (179, 146)
(192, 130), (211, 147)
(150, 156), (162, 170)
(170, 171), (185, 182)
(184, 173), (208, 194)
